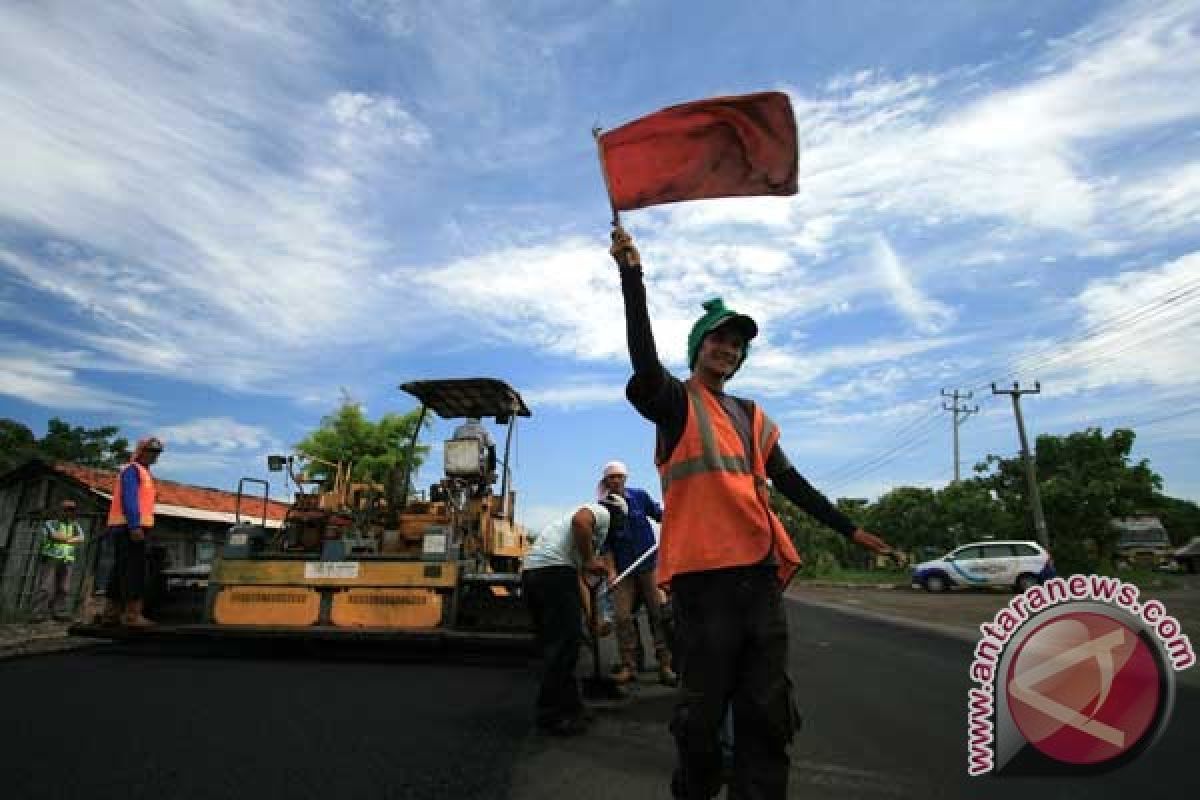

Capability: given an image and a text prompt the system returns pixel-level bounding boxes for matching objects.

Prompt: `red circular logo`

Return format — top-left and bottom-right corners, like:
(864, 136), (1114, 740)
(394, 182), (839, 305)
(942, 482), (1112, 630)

(1005, 611), (1162, 765)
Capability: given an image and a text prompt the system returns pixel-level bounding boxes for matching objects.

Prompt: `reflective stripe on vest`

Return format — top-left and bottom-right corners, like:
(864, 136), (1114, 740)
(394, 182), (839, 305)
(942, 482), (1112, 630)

(656, 379), (800, 588)
(107, 463), (156, 528)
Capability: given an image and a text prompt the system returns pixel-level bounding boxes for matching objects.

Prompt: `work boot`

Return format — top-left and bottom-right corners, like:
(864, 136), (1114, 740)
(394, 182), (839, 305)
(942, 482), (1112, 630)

(657, 649), (678, 686)
(120, 599), (155, 628)
(96, 599), (121, 626)
(611, 663), (637, 685)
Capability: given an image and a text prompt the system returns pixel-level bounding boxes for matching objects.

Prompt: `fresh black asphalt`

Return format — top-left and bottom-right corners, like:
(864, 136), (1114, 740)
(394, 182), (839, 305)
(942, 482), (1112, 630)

(2, 641), (537, 800)
(3, 602), (1197, 799)
(787, 598), (1198, 799)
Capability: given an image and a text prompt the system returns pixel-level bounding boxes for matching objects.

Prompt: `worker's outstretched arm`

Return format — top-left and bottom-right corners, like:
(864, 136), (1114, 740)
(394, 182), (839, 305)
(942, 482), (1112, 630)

(767, 445), (894, 555)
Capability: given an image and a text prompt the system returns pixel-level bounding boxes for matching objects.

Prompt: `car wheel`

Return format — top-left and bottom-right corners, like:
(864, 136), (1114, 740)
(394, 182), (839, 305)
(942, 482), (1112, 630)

(1014, 573), (1038, 592)
(924, 574), (947, 593)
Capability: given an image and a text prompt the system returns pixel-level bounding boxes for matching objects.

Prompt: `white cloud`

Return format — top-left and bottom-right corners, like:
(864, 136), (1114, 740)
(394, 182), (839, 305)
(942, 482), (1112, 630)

(155, 451), (241, 475)
(415, 238), (631, 361)
(327, 91), (432, 165)
(0, 2), (429, 391)
(157, 417), (278, 453)
(737, 335), (967, 397)
(651, 1), (1200, 252)
(1112, 162), (1200, 236)
(870, 237), (955, 334)
(0, 346), (145, 412)
(523, 383), (626, 411)
(1028, 251), (1200, 391)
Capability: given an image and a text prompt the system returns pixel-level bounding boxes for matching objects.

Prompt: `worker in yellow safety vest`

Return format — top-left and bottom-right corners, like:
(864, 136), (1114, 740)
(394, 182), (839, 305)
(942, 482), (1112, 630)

(100, 436), (163, 627)
(33, 499), (86, 621)
(610, 227), (897, 800)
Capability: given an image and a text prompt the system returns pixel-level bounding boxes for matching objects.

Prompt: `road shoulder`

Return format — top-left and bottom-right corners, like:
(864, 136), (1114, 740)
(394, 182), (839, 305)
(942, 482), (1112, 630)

(0, 620), (108, 661)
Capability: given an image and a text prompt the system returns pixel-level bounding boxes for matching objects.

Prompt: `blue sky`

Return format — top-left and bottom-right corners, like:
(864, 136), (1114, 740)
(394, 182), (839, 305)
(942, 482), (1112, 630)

(2, 0), (1199, 533)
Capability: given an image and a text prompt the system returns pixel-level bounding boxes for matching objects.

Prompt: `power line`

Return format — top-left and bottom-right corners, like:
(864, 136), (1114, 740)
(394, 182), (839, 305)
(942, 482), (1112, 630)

(968, 278), (1200, 392)
(809, 277), (1200, 494)
(1128, 404), (1200, 428)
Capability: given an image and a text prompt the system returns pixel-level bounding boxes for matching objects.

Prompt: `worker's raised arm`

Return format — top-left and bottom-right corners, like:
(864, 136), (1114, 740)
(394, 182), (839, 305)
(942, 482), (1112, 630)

(610, 228), (689, 441)
(611, 227), (667, 385)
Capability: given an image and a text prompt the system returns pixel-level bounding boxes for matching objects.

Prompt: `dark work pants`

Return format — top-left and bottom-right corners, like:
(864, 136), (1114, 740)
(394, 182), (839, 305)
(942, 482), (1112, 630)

(522, 566), (585, 726)
(670, 566), (799, 800)
(107, 527), (147, 603)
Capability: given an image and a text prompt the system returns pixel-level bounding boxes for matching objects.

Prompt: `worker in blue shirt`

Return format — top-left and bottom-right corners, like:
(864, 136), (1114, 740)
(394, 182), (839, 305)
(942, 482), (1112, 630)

(598, 461), (676, 686)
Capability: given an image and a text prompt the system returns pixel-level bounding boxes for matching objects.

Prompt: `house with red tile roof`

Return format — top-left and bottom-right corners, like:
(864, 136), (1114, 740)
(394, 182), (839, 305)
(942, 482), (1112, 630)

(0, 459), (289, 617)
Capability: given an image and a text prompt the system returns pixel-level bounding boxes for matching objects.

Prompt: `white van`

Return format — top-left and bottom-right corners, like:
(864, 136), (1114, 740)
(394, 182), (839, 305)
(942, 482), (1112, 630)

(911, 540), (1055, 593)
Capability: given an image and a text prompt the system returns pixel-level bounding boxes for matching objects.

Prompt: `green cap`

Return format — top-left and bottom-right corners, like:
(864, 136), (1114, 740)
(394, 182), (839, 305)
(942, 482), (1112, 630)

(687, 297), (758, 376)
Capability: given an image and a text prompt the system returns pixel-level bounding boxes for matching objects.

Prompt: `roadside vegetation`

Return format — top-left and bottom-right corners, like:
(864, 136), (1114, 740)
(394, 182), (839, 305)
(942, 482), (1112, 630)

(776, 426), (1199, 578)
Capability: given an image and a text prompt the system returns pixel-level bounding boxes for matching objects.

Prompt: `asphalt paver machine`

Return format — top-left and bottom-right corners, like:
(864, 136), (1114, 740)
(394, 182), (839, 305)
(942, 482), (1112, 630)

(202, 378), (533, 641)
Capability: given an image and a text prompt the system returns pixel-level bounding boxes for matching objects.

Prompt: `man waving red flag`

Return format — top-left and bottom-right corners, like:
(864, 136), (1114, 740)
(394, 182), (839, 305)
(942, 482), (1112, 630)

(596, 91), (798, 213)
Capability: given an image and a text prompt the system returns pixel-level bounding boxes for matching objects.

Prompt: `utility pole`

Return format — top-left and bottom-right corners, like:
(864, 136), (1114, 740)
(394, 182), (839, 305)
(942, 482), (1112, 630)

(991, 381), (1049, 548)
(941, 389), (979, 483)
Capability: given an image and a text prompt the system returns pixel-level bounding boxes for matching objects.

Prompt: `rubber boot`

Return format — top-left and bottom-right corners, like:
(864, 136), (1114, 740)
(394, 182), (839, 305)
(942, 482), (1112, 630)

(121, 599), (155, 628)
(657, 649), (678, 686)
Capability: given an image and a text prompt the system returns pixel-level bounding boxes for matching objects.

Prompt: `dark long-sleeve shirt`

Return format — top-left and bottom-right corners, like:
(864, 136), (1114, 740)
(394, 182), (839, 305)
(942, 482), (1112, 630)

(619, 264), (857, 539)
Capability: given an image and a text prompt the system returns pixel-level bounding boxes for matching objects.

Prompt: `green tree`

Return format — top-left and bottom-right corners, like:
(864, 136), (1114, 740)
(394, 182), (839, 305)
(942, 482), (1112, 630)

(36, 417), (131, 467)
(936, 479), (1022, 549)
(1147, 494), (1200, 546)
(978, 428), (1161, 572)
(769, 486), (848, 574)
(863, 486), (942, 554)
(0, 419), (37, 473)
(295, 399), (429, 486)
(0, 417), (130, 472)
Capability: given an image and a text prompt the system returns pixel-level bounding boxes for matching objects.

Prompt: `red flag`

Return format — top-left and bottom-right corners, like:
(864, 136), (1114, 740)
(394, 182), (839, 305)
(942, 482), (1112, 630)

(597, 91), (798, 212)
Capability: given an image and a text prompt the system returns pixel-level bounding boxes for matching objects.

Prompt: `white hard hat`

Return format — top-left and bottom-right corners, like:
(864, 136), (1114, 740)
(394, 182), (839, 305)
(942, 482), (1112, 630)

(602, 460), (628, 478)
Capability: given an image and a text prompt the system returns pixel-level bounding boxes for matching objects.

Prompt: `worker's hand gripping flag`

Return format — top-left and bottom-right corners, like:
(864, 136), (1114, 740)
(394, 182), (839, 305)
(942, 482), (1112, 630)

(596, 91), (798, 214)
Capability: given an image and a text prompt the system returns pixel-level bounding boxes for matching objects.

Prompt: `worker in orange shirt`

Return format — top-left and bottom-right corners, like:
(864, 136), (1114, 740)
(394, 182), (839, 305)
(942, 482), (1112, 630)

(100, 436), (164, 627)
(610, 228), (896, 799)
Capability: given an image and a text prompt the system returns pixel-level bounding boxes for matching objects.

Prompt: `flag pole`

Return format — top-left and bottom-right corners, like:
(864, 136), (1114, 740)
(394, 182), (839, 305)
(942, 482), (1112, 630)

(592, 125), (621, 228)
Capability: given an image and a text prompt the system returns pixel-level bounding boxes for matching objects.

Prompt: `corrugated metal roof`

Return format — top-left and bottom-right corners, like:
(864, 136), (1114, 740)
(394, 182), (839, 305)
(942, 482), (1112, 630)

(154, 503), (284, 529)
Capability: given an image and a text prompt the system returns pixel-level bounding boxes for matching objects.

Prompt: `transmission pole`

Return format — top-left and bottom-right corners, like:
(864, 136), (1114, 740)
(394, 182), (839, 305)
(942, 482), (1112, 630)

(991, 381), (1049, 548)
(941, 389), (979, 483)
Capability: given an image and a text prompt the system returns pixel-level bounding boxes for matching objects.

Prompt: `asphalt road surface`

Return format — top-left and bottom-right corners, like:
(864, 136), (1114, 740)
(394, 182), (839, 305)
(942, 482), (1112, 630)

(511, 599), (1199, 799)
(2, 642), (537, 800)
(4, 600), (1197, 799)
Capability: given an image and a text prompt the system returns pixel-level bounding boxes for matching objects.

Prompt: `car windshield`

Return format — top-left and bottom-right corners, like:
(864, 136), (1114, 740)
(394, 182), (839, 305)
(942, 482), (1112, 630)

(1118, 528), (1168, 544)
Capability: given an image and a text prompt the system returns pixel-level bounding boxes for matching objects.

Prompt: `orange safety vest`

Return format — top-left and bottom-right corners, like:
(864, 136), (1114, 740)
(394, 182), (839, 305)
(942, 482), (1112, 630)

(107, 462), (156, 528)
(656, 379), (801, 588)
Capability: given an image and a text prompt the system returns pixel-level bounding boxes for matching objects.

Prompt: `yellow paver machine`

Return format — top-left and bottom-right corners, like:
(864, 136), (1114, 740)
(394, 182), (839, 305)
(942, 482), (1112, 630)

(209, 378), (533, 643)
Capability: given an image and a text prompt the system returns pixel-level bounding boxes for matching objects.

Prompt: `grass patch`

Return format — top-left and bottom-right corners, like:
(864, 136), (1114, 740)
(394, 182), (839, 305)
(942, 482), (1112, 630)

(795, 568), (911, 585)
(1103, 568), (1179, 591)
